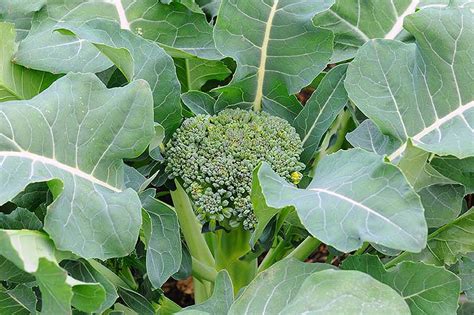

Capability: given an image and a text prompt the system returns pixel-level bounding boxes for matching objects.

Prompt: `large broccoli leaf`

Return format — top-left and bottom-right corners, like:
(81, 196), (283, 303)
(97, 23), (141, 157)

(213, 0), (334, 120)
(54, 19), (183, 137)
(0, 22), (56, 102)
(0, 73), (154, 259)
(255, 149), (427, 253)
(0, 229), (106, 314)
(313, 0), (420, 62)
(14, 0), (119, 73)
(342, 255), (461, 315)
(123, 0), (222, 60)
(345, 7), (474, 160)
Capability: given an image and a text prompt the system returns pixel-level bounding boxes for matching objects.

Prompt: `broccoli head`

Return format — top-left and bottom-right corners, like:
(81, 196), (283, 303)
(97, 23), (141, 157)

(165, 108), (305, 230)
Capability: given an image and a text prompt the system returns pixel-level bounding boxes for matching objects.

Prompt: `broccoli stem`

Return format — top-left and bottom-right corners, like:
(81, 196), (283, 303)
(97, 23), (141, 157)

(215, 228), (257, 294)
(286, 236), (321, 261)
(170, 180), (215, 302)
(257, 237), (289, 273)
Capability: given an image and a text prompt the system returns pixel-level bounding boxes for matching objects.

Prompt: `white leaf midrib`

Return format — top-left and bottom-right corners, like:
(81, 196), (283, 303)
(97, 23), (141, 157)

(384, 0), (420, 40)
(388, 100), (474, 160)
(1, 150), (121, 192)
(310, 187), (420, 243)
(253, 0), (279, 111)
(113, 0), (130, 30)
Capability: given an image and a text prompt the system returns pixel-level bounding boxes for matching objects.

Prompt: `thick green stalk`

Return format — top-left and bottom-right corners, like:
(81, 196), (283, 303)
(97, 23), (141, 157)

(354, 242), (370, 255)
(170, 181), (215, 301)
(310, 109), (352, 176)
(257, 237), (289, 273)
(286, 236), (321, 261)
(191, 257), (218, 282)
(215, 228), (257, 294)
(170, 181), (215, 267)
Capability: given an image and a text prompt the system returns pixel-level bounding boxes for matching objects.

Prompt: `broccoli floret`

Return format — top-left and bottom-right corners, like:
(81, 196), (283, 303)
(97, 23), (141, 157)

(165, 108), (305, 230)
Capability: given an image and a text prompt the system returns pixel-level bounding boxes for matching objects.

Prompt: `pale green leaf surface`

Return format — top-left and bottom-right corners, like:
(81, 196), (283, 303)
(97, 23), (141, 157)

(0, 230), (106, 314)
(0, 22), (56, 102)
(342, 255), (461, 315)
(229, 259), (334, 315)
(62, 260), (119, 313)
(383, 262), (460, 315)
(256, 149), (427, 252)
(55, 19), (182, 136)
(181, 91), (215, 116)
(419, 184), (465, 227)
(0, 0), (45, 15)
(313, 0), (421, 62)
(124, 0), (222, 60)
(403, 208), (474, 265)
(0, 207), (42, 230)
(0, 256), (33, 283)
(117, 287), (155, 315)
(141, 196), (182, 288)
(345, 8), (474, 160)
(346, 119), (402, 156)
(175, 57), (231, 92)
(0, 284), (36, 315)
(0, 73), (154, 259)
(213, 0), (334, 115)
(294, 64), (348, 163)
(460, 254), (474, 300)
(179, 271), (233, 315)
(431, 156), (474, 193)
(14, 0), (119, 74)
(281, 269), (410, 314)
(250, 165), (291, 247)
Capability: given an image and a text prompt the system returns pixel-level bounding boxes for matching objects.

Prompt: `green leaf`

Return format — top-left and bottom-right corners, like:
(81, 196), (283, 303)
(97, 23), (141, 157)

(179, 271), (233, 315)
(0, 73), (154, 259)
(460, 254), (474, 301)
(56, 19), (182, 137)
(213, 0), (334, 115)
(117, 287), (155, 315)
(124, 0), (222, 60)
(0, 207), (42, 230)
(345, 7), (474, 160)
(431, 156), (474, 193)
(340, 253), (387, 280)
(342, 255), (461, 315)
(256, 149), (427, 253)
(181, 91), (215, 116)
(196, 0), (220, 18)
(141, 196), (182, 288)
(250, 164), (290, 247)
(313, 0), (421, 62)
(0, 284), (37, 315)
(383, 262), (460, 315)
(294, 64), (348, 163)
(0, 0), (45, 15)
(0, 22), (56, 102)
(419, 184), (465, 227)
(14, 0), (120, 73)
(0, 230), (106, 314)
(281, 269), (410, 314)
(346, 119), (402, 156)
(403, 208), (474, 265)
(62, 260), (119, 313)
(397, 142), (431, 187)
(228, 258), (334, 314)
(175, 57), (231, 92)
(0, 256), (33, 283)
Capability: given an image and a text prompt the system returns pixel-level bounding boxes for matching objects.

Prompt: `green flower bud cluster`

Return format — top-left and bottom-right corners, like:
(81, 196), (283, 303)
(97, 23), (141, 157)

(165, 108), (305, 230)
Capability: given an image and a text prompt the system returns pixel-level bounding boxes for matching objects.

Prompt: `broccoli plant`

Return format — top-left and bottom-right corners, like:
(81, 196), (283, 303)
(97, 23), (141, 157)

(0, 0), (473, 314)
